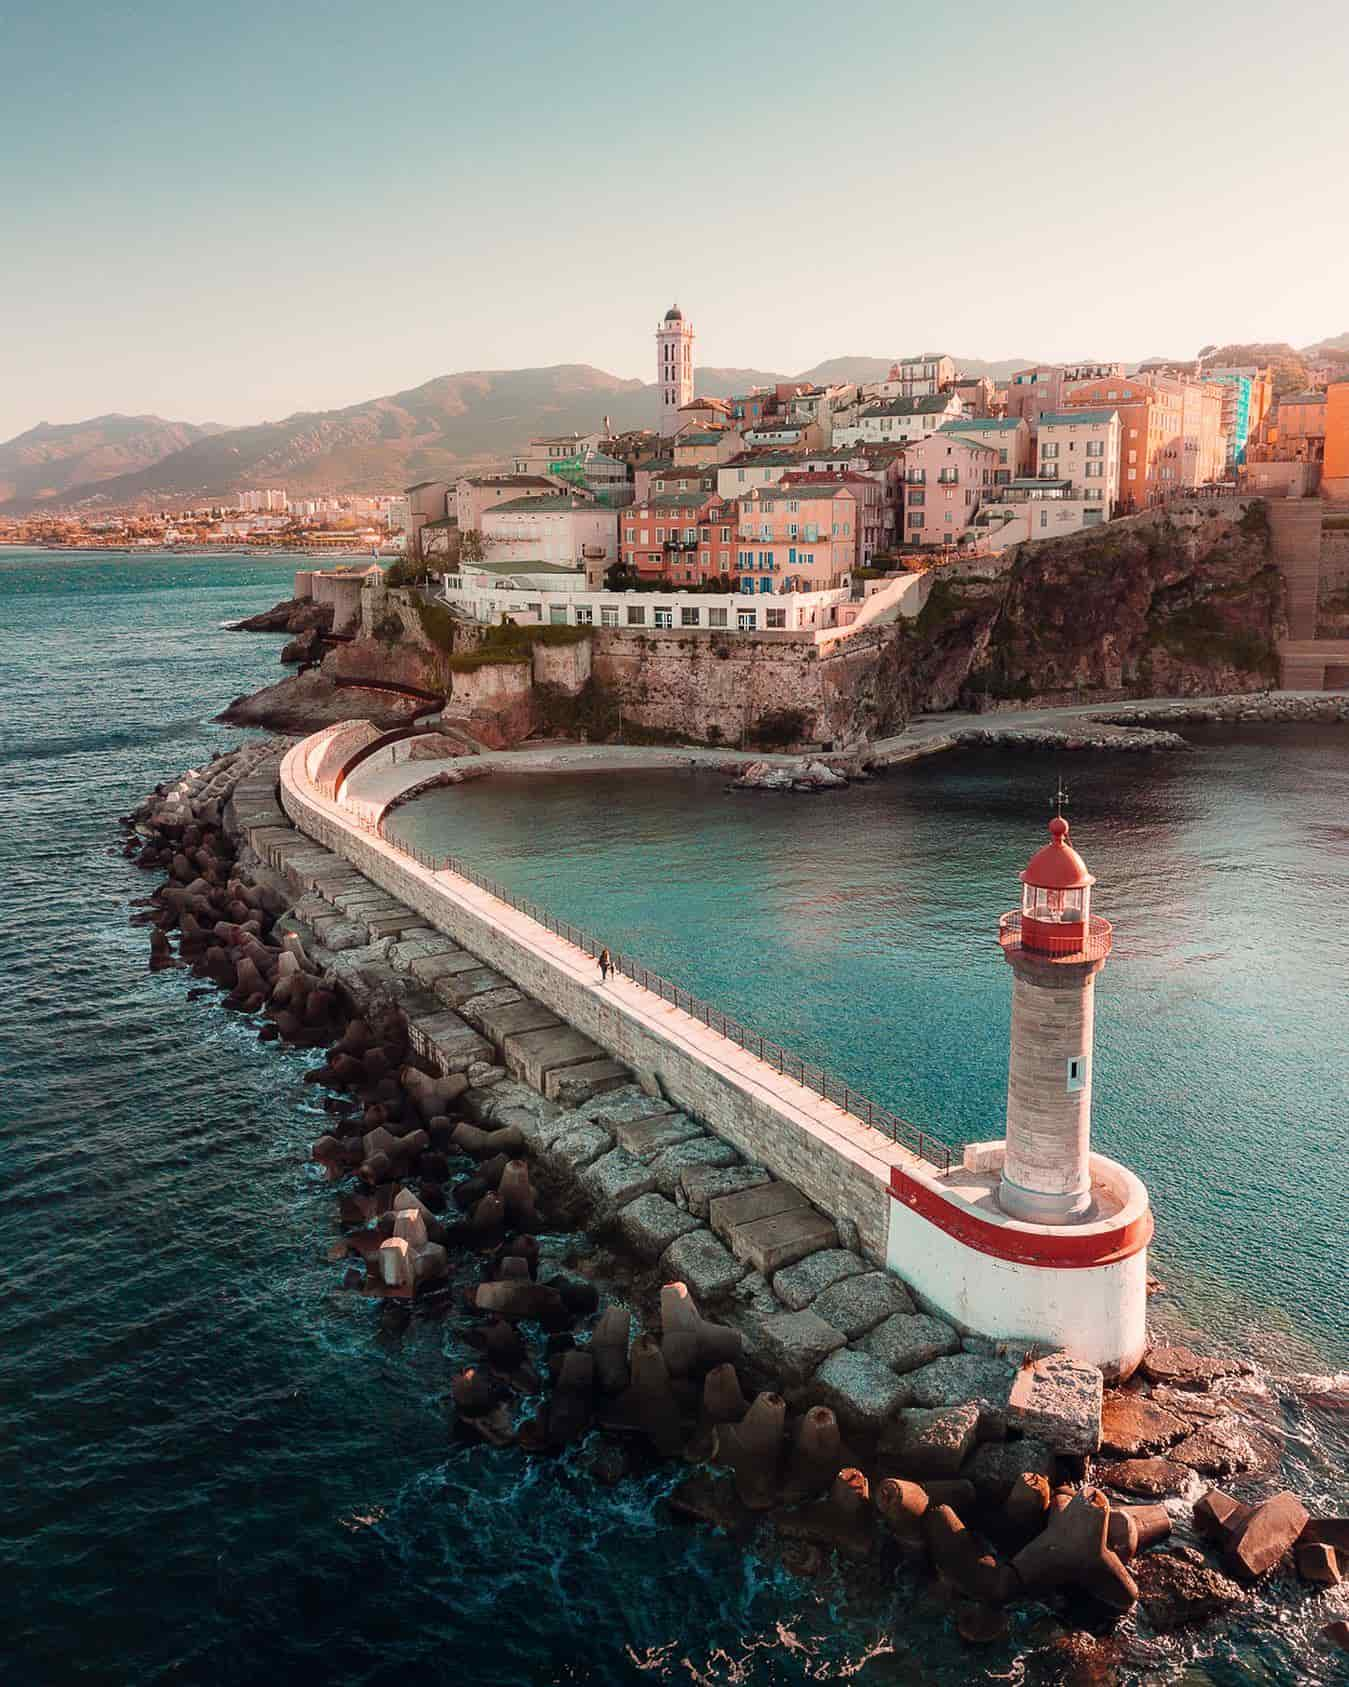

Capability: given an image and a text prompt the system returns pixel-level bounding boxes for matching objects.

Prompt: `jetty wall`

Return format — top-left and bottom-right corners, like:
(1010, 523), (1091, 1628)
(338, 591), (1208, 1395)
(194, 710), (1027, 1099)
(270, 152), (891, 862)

(279, 731), (914, 1264)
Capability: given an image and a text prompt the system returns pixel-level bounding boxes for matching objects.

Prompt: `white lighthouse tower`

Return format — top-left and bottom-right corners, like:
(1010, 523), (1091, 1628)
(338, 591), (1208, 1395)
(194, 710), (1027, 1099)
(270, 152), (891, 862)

(997, 813), (1110, 1223)
(656, 303), (694, 436)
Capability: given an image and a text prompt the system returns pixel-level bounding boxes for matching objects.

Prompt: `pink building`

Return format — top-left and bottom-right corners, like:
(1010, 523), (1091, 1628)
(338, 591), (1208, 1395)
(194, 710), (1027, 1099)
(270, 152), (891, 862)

(454, 474), (563, 533)
(778, 470), (886, 563)
(900, 432), (998, 547)
(734, 483), (859, 593)
(937, 416), (1031, 482)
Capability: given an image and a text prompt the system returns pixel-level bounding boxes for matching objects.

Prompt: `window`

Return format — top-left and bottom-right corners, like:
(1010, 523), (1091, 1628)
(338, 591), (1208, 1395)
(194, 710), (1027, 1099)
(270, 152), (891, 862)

(720, 526), (730, 542)
(1041, 442), (1059, 458)
(738, 608), (756, 630)
(685, 527), (697, 543)
(709, 607), (727, 627)
(759, 523), (771, 540)
(627, 605), (646, 625)
(1084, 488), (1103, 501)
(908, 490), (925, 507)
(758, 577), (772, 594)
(549, 605), (568, 624)
(909, 511), (924, 526)
(639, 529), (648, 544)
(1086, 440), (1105, 457)
(1085, 461), (1103, 477)
(766, 608), (787, 628)
(655, 528), (664, 542)
(681, 606), (700, 627)
(1127, 468), (1137, 482)
(654, 607), (673, 628)
(789, 522), (799, 539)
(1066, 1056), (1087, 1094)
(740, 576), (755, 595)
(601, 606), (618, 626)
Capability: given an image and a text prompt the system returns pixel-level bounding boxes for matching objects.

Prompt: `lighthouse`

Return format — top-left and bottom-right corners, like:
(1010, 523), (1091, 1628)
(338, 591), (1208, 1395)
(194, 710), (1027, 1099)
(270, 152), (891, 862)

(997, 814), (1112, 1224)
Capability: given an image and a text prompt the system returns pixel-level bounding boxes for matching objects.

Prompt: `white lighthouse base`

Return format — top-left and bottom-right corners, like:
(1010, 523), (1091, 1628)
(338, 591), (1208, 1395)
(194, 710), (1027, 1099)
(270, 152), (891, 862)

(886, 1144), (1151, 1380)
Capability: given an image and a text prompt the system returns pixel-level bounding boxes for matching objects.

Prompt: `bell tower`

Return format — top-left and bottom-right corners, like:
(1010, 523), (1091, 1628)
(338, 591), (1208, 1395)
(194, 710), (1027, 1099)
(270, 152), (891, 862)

(996, 813), (1113, 1224)
(656, 303), (694, 436)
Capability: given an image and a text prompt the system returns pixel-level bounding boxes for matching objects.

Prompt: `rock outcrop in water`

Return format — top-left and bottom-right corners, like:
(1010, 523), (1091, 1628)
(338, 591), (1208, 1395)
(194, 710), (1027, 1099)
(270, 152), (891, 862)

(231, 597), (334, 636)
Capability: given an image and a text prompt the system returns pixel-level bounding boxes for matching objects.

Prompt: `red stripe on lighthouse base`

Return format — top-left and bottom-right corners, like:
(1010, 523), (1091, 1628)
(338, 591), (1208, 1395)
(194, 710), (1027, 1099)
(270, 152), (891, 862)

(889, 1166), (1153, 1270)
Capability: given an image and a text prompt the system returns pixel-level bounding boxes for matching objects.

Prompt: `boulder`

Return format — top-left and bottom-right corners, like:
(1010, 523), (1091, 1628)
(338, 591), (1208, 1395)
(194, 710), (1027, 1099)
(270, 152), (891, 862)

(1133, 1547), (1244, 1631)
(966, 1437), (1056, 1505)
(1193, 1487), (1252, 1543)
(810, 1271), (914, 1340)
(616, 1195), (702, 1262)
(549, 1121), (614, 1172)
(860, 1312), (961, 1376)
(771, 1248), (870, 1313)
(880, 1403), (980, 1479)
(1096, 1456), (1189, 1497)
(810, 1348), (909, 1436)
(648, 1136), (740, 1199)
(1223, 1491), (1310, 1582)
(661, 1229), (747, 1302)
(581, 1147), (658, 1215)
(678, 1163), (772, 1220)
(1140, 1345), (1240, 1391)
(1099, 1390), (1191, 1457)
(1007, 1353), (1102, 1456)
(756, 1310), (848, 1388)
(1172, 1414), (1277, 1478)
(906, 1353), (1016, 1411)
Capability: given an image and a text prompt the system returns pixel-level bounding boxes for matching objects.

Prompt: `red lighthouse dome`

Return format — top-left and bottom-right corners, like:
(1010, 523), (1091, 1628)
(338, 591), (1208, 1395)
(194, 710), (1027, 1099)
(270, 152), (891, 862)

(1012, 817), (1109, 958)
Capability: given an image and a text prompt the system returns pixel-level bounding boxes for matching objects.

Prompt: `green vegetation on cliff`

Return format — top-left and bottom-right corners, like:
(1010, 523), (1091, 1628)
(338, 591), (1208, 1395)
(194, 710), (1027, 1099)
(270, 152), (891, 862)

(412, 602), (590, 672)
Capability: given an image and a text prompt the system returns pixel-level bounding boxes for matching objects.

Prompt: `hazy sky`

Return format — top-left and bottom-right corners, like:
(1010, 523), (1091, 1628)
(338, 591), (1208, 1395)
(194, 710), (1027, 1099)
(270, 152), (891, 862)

(2, 0), (1346, 439)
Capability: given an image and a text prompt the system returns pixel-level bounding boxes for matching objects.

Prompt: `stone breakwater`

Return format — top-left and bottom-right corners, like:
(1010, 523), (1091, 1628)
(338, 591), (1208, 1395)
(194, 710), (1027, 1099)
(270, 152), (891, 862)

(120, 744), (1349, 1665)
(1097, 693), (1349, 728)
(952, 725), (1190, 755)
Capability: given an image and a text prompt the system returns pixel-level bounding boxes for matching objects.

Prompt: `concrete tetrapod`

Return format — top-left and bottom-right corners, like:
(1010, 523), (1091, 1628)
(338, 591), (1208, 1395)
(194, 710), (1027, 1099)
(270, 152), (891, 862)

(776, 1468), (874, 1560)
(715, 1392), (788, 1510)
(1011, 1489), (1139, 1613)
(781, 1407), (847, 1505)
(660, 1283), (744, 1379)
(612, 1335), (685, 1457)
(589, 1307), (632, 1396)
(874, 1477), (930, 1561)
(924, 1505), (1017, 1605)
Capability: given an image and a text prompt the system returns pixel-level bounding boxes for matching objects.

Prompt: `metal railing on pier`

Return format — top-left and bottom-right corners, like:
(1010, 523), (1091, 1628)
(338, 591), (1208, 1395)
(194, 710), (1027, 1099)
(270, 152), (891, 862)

(340, 804), (952, 1173)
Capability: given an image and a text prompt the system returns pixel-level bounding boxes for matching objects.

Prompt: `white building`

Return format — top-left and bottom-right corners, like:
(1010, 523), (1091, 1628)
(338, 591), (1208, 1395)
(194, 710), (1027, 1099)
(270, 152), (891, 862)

(657, 303), (695, 435)
(1035, 410), (1120, 512)
(833, 393), (963, 447)
(438, 572), (851, 634)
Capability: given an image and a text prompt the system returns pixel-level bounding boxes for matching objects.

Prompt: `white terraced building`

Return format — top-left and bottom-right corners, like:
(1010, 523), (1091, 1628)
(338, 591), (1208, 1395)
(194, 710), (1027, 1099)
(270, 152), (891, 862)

(437, 568), (853, 634)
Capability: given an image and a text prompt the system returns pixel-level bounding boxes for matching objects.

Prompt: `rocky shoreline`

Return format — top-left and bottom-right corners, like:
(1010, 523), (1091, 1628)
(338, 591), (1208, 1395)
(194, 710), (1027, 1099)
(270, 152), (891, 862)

(120, 744), (1349, 1671)
(1098, 693), (1349, 728)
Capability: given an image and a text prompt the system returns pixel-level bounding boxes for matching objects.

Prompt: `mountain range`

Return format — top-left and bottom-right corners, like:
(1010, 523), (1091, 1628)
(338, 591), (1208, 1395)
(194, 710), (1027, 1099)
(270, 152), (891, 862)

(5, 339), (1343, 514)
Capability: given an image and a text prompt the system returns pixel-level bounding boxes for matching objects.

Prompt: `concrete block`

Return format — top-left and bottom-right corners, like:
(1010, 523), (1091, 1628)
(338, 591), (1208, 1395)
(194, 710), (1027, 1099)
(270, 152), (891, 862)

(882, 1403), (980, 1478)
(546, 1059), (631, 1105)
(505, 1024), (610, 1089)
(811, 1271), (914, 1340)
(967, 1438), (1056, 1504)
(580, 1147), (656, 1214)
(906, 1354), (1017, 1411)
(458, 987), (526, 1030)
(408, 948), (485, 986)
(473, 997), (562, 1044)
(548, 1121), (614, 1172)
(407, 1011), (494, 1075)
(366, 911), (427, 940)
(772, 1248), (870, 1312)
(860, 1313), (961, 1376)
(661, 1229), (748, 1301)
(757, 1309), (848, 1388)
(614, 1110), (702, 1162)
(437, 966), (518, 1007)
(586, 1091), (684, 1130)
(679, 1163), (772, 1220)
(649, 1136), (741, 1199)
(616, 1194), (702, 1261)
(1007, 1353), (1103, 1456)
(812, 1348), (910, 1436)
(709, 1180), (810, 1244)
(729, 1207), (837, 1275)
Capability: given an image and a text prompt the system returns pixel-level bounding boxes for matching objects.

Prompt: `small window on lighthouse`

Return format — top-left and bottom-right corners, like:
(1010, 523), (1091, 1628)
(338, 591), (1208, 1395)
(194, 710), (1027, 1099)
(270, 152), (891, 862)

(1066, 1057), (1087, 1094)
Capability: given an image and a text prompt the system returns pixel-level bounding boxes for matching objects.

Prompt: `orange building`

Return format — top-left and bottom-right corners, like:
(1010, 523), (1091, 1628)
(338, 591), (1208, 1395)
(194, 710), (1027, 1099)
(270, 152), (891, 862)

(1324, 382), (1349, 498)
(1063, 376), (1184, 511)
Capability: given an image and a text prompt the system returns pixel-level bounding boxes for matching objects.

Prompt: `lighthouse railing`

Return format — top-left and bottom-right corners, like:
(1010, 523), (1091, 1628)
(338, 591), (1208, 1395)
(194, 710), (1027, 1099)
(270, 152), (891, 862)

(359, 809), (953, 1174)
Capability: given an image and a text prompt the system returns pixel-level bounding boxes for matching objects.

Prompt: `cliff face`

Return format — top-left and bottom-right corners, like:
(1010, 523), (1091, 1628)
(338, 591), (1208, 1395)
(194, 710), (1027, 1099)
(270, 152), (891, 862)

(898, 504), (1283, 712)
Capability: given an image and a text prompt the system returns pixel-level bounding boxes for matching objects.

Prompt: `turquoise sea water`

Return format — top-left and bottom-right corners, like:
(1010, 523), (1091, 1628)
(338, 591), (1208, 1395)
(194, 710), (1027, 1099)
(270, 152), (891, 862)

(3, 549), (1347, 1686)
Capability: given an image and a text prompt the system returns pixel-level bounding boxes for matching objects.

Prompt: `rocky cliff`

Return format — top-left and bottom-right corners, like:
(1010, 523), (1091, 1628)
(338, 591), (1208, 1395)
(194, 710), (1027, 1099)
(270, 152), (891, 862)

(896, 503), (1283, 713)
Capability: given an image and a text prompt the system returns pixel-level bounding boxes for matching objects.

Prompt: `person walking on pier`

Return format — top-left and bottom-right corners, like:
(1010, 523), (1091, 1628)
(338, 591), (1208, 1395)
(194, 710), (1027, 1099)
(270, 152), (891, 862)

(598, 947), (612, 983)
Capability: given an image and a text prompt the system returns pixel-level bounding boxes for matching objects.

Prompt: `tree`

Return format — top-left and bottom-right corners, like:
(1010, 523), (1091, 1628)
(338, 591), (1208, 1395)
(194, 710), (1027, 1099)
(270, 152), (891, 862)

(458, 528), (487, 563)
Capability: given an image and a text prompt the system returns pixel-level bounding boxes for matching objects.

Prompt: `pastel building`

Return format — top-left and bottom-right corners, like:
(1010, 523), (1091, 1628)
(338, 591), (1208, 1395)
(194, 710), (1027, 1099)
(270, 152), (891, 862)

(1323, 381), (1349, 498)
(438, 574), (849, 634)
(735, 483), (859, 591)
(479, 495), (617, 572)
(899, 430), (997, 546)
(1062, 376), (1184, 510)
(657, 303), (695, 435)
(938, 416), (1031, 483)
(512, 432), (606, 477)
(778, 470), (887, 563)
(1035, 411), (1119, 513)
(889, 353), (956, 397)
(672, 427), (744, 467)
(454, 474), (565, 533)
(620, 495), (739, 584)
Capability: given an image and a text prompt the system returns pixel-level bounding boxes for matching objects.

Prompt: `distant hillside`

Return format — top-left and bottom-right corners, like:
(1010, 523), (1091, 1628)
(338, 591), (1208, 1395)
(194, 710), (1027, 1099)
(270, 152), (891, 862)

(0, 352), (1037, 512)
(0, 414), (225, 504)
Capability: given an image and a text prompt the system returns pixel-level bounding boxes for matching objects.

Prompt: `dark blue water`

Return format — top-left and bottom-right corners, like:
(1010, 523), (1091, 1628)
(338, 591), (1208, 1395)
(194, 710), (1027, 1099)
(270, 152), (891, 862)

(3, 550), (1347, 1686)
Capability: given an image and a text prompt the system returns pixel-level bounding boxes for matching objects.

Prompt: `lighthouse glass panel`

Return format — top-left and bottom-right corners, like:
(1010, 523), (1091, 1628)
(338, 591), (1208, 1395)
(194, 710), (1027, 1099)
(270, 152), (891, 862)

(1022, 884), (1089, 923)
